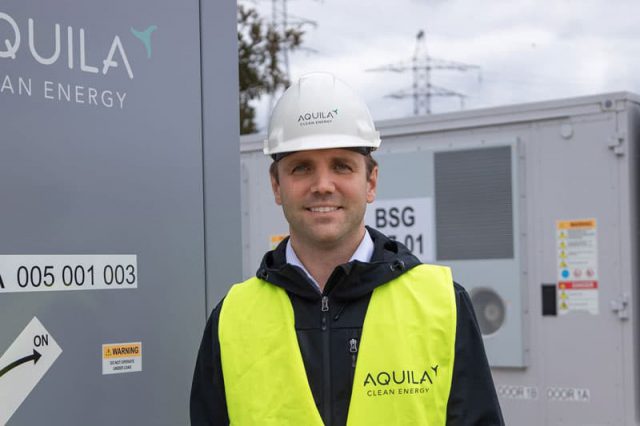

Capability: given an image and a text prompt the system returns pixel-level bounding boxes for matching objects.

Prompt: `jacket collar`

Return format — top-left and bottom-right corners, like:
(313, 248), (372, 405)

(256, 226), (421, 301)
(285, 229), (375, 290)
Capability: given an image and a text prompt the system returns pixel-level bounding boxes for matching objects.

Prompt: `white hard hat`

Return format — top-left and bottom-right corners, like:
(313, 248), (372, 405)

(264, 72), (381, 158)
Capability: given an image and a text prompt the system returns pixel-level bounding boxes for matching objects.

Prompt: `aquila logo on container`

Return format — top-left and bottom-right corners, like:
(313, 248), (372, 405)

(0, 11), (157, 109)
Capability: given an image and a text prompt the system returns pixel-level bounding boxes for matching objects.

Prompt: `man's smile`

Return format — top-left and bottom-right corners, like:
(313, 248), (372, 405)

(307, 206), (341, 213)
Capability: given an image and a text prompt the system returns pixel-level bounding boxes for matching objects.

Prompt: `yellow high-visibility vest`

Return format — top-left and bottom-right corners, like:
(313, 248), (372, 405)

(219, 264), (456, 425)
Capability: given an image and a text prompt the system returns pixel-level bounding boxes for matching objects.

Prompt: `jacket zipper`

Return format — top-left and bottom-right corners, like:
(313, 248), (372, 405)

(349, 337), (359, 386)
(349, 338), (358, 368)
(321, 295), (331, 425)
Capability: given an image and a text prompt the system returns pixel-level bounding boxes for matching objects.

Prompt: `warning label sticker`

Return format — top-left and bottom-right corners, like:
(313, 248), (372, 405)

(270, 234), (288, 250)
(556, 219), (599, 315)
(102, 342), (142, 375)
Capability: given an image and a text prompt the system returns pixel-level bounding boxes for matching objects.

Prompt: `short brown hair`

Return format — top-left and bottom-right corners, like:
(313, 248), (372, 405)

(269, 154), (378, 184)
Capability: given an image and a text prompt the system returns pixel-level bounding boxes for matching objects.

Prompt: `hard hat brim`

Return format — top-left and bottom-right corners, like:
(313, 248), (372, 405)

(263, 133), (381, 156)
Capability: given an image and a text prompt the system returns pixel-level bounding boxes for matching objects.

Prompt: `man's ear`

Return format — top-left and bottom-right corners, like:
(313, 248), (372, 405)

(271, 172), (283, 206)
(366, 165), (378, 204)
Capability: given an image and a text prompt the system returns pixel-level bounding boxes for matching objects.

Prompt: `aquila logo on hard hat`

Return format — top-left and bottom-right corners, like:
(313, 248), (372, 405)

(297, 108), (339, 127)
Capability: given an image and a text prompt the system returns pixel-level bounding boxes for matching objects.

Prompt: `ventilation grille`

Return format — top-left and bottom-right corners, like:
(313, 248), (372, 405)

(435, 146), (514, 260)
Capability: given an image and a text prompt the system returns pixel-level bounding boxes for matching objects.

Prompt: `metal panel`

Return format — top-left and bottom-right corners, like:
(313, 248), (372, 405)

(435, 146), (514, 260)
(369, 142), (525, 368)
(628, 102), (640, 424)
(525, 115), (625, 426)
(200, 0), (243, 309)
(0, 0), (240, 424)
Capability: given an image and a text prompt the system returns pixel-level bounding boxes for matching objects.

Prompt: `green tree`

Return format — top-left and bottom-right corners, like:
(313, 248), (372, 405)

(237, 5), (305, 134)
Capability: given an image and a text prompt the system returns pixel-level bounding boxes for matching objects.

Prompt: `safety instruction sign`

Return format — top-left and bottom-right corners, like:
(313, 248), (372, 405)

(365, 197), (434, 262)
(0, 255), (137, 293)
(556, 219), (599, 315)
(0, 317), (63, 425)
(102, 342), (142, 375)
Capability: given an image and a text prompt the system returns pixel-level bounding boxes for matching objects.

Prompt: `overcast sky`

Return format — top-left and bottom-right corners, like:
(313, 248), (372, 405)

(243, 0), (640, 131)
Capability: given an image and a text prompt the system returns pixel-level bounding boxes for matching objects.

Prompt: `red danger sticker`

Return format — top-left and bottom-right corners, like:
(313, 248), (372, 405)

(558, 281), (598, 290)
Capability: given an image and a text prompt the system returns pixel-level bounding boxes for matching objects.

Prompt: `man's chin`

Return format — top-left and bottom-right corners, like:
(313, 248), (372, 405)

(293, 227), (345, 247)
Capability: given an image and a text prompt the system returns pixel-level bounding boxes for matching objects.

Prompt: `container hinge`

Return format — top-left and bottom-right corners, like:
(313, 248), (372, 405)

(607, 132), (626, 156)
(610, 294), (629, 320)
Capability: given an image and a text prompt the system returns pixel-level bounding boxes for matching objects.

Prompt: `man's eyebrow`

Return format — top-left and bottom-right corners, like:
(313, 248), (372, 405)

(287, 158), (313, 168)
(330, 156), (358, 165)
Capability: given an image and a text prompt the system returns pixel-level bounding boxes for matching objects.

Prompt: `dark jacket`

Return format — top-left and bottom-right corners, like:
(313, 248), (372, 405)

(191, 227), (504, 425)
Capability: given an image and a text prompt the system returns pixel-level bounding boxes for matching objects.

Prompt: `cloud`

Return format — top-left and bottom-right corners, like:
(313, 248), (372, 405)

(244, 0), (640, 126)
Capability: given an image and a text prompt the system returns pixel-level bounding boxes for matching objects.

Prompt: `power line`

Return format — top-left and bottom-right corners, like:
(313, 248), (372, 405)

(368, 30), (481, 115)
(268, 0), (318, 110)
(270, 0), (319, 79)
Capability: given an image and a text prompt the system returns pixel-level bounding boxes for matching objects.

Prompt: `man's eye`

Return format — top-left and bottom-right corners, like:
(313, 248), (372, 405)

(291, 165), (310, 174)
(334, 163), (352, 173)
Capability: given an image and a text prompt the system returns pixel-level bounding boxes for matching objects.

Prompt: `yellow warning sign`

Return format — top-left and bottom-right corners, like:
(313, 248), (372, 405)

(560, 292), (567, 300)
(559, 241), (566, 249)
(102, 341), (143, 375)
(270, 234), (288, 250)
(560, 302), (568, 310)
(103, 343), (141, 359)
(557, 219), (596, 230)
(559, 251), (567, 259)
(560, 261), (567, 268)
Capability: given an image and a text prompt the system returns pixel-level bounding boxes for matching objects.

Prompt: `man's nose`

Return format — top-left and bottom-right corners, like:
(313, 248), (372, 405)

(310, 168), (336, 194)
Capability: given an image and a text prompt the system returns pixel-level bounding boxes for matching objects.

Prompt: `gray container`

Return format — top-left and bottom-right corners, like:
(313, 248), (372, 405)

(0, 0), (241, 424)
(240, 92), (640, 425)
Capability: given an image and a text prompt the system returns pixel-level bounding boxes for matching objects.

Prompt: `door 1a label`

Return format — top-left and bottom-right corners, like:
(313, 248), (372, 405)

(0, 317), (63, 425)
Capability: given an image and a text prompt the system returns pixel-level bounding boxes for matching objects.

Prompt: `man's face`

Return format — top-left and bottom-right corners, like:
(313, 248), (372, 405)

(271, 148), (378, 250)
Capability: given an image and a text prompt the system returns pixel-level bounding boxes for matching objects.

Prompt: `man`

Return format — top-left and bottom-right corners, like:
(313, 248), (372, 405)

(191, 72), (503, 425)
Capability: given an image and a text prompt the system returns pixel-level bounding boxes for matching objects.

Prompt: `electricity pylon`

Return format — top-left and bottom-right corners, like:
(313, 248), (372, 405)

(369, 30), (481, 115)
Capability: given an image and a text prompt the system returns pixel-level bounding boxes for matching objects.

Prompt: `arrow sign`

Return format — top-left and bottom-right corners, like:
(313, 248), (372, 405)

(0, 350), (42, 378)
(0, 317), (62, 425)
